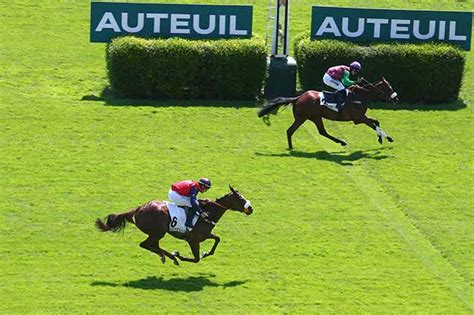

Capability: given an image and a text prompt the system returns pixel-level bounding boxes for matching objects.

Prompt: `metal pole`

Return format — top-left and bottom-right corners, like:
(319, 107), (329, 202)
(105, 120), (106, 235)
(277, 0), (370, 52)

(271, 0), (280, 55)
(283, 0), (289, 56)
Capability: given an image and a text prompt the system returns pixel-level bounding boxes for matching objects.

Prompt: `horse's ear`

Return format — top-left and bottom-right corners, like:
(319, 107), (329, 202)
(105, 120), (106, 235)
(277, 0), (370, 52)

(229, 185), (236, 194)
(381, 76), (386, 82)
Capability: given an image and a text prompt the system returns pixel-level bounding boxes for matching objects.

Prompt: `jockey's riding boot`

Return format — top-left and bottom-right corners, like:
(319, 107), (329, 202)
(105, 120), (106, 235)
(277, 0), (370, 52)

(335, 90), (346, 111)
(347, 90), (360, 106)
(346, 91), (353, 104)
(185, 211), (194, 231)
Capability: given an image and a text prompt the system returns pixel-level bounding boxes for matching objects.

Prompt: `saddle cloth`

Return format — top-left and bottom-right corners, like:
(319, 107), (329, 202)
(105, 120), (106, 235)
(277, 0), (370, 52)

(319, 91), (342, 112)
(165, 201), (198, 234)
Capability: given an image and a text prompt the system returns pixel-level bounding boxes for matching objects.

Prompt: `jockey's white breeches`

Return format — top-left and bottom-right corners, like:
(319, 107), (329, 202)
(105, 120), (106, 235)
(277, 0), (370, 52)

(168, 190), (192, 207)
(323, 73), (345, 91)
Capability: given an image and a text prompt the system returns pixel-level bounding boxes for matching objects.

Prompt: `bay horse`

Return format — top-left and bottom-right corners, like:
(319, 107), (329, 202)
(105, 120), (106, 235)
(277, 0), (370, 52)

(95, 185), (253, 266)
(258, 78), (399, 149)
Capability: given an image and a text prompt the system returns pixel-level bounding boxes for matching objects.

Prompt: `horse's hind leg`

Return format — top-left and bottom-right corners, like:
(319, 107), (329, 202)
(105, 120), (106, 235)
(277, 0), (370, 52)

(287, 118), (306, 150)
(139, 235), (180, 266)
(311, 117), (347, 146)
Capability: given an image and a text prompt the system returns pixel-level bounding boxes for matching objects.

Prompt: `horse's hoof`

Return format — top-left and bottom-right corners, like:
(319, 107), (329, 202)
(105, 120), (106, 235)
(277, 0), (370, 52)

(201, 252), (207, 259)
(378, 137), (383, 144)
(160, 255), (166, 264)
(387, 137), (394, 142)
(340, 141), (347, 146)
(173, 260), (179, 266)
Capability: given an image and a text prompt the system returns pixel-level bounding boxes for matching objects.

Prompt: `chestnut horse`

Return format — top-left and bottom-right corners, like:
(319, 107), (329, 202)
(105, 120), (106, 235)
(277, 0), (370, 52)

(95, 186), (253, 265)
(258, 78), (399, 149)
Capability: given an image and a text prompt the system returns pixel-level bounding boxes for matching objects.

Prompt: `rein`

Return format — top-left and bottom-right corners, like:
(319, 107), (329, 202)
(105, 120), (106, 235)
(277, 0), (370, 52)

(199, 200), (227, 226)
(360, 78), (387, 96)
(200, 213), (217, 226)
(210, 200), (227, 210)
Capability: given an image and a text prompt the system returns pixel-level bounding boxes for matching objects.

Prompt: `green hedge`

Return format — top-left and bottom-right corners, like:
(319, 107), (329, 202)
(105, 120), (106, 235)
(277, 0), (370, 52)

(106, 36), (267, 100)
(294, 33), (466, 103)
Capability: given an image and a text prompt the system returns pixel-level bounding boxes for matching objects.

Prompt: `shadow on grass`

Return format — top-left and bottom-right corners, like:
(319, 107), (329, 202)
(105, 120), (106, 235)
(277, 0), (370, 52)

(81, 87), (263, 108)
(91, 274), (247, 292)
(255, 148), (392, 166)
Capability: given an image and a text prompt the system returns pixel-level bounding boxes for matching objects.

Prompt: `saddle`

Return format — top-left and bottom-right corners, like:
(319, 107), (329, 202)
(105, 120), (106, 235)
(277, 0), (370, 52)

(320, 90), (340, 105)
(166, 202), (211, 235)
(319, 91), (344, 112)
(320, 90), (360, 112)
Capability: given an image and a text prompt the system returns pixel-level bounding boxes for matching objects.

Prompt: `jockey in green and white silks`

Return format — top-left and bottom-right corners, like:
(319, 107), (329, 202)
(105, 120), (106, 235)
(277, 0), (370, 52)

(322, 61), (362, 109)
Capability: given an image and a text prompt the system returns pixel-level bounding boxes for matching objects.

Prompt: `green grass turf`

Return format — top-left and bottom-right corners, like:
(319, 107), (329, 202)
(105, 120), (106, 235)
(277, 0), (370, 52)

(0, 0), (472, 313)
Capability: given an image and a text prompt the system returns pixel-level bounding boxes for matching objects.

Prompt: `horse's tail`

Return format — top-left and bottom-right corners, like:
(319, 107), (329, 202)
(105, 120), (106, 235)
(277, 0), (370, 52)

(95, 208), (137, 233)
(257, 96), (299, 118)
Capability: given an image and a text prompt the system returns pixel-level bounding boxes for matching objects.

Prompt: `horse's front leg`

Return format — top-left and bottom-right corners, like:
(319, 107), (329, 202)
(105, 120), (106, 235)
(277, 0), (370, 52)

(201, 234), (220, 259)
(355, 117), (393, 144)
(376, 124), (394, 143)
(172, 240), (201, 263)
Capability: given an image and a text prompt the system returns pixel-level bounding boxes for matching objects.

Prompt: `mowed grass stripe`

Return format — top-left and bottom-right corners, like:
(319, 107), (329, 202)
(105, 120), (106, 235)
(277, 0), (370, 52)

(298, 120), (472, 309)
(247, 112), (471, 312)
(346, 156), (472, 309)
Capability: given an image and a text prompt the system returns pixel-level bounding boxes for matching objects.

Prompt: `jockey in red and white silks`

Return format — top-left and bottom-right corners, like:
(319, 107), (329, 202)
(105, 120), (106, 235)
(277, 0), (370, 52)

(168, 178), (211, 230)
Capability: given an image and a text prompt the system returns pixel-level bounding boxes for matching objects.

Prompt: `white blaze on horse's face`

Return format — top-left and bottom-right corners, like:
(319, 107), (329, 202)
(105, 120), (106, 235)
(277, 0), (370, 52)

(243, 199), (252, 214)
(238, 193), (253, 215)
(390, 92), (398, 99)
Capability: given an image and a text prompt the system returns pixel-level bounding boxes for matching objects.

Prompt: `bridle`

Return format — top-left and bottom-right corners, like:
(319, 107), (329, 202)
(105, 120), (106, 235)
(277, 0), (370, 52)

(225, 190), (252, 215)
(360, 78), (398, 101)
(200, 193), (252, 226)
